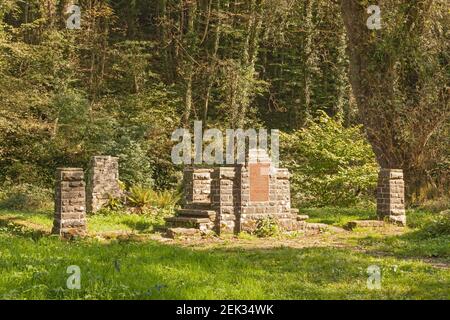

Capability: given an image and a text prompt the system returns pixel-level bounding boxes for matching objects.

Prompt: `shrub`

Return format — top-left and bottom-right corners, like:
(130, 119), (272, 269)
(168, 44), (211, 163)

(125, 185), (180, 215)
(0, 182), (53, 211)
(419, 196), (450, 213)
(126, 185), (155, 213)
(419, 212), (450, 238)
(104, 194), (125, 212)
(113, 140), (154, 189)
(254, 216), (280, 238)
(152, 190), (181, 209)
(281, 112), (378, 207)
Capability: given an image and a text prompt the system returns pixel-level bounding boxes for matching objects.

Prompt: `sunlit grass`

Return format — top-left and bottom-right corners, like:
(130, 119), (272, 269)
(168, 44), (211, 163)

(0, 207), (448, 300)
(0, 209), (164, 234)
(0, 230), (449, 300)
(301, 206), (376, 226)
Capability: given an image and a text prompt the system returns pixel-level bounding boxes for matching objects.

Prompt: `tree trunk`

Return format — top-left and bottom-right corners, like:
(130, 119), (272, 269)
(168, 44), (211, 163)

(182, 0), (198, 127)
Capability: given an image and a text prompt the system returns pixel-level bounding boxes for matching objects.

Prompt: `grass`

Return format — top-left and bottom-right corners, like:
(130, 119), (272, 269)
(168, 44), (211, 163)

(0, 228), (449, 300)
(0, 210), (54, 228)
(0, 207), (448, 300)
(357, 232), (450, 262)
(301, 206), (377, 226)
(0, 209), (164, 234)
(355, 210), (450, 263)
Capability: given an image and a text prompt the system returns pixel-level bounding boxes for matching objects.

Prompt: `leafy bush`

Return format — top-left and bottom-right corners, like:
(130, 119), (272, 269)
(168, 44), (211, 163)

(254, 216), (280, 238)
(126, 185), (180, 215)
(104, 195), (125, 211)
(419, 196), (450, 213)
(114, 140), (154, 189)
(0, 182), (53, 211)
(152, 190), (181, 209)
(126, 185), (154, 212)
(281, 113), (378, 207)
(419, 212), (450, 238)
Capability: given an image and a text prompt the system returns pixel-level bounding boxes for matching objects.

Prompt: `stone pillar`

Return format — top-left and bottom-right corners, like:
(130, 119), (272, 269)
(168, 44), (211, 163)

(184, 168), (213, 204)
(377, 168), (406, 226)
(52, 168), (87, 237)
(86, 156), (121, 213)
(211, 166), (240, 234)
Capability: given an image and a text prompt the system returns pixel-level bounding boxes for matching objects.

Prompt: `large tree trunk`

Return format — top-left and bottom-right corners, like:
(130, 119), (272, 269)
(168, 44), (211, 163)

(339, 0), (449, 198)
(340, 0), (391, 167)
(182, 0), (198, 127)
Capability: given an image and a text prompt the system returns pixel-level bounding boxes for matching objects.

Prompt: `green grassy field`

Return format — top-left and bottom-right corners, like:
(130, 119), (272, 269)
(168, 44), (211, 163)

(0, 209), (164, 234)
(0, 208), (449, 300)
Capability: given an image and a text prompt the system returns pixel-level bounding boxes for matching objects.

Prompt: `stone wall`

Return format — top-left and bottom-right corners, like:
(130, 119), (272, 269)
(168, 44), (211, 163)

(184, 168), (213, 204)
(211, 167), (240, 234)
(86, 156), (121, 213)
(175, 149), (297, 235)
(377, 168), (406, 226)
(52, 168), (87, 237)
(239, 166), (296, 232)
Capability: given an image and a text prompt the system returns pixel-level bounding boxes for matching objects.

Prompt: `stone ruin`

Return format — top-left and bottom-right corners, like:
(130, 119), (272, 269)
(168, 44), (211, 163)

(86, 156), (121, 213)
(376, 168), (406, 226)
(52, 168), (87, 237)
(165, 153), (409, 236)
(52, 156), (121, 238)
(50, 155), (407, 239)
(165, 149), (301, 235)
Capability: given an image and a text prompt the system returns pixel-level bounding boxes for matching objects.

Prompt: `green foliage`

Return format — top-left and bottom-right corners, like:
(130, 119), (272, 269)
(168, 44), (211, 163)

(1, 223), (449, 299)
(254, 216), (280, 238)
(126, 185), (154, 212)
(0, 182), (52, 211)
(419, 213), (450, 239)
(104, 195), (124, 212)
(282, 113), (378, 207)
(151, 190), (181, 209)
(358, 209), (450, 261)
(114, 141), (154, 189)
(303, 206), (376, 227)
(126, 186), (180, 215)
(419, 197), (450, 213)
(0, 0), (447, 206)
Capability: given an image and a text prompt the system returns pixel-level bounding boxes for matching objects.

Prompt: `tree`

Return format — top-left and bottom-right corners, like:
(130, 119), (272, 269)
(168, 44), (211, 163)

(339, 0), (449, 195)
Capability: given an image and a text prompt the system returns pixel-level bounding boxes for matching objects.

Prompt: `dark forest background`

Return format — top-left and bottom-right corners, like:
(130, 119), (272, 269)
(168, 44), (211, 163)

(0, 0), (448, 209)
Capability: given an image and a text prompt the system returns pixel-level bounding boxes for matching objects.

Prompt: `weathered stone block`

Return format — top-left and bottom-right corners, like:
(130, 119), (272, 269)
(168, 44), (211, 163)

(376, 168), (406, 226)
(52, 168), (87, 238)
(345, 220), (385, 230)
(86, 156), (121, 213)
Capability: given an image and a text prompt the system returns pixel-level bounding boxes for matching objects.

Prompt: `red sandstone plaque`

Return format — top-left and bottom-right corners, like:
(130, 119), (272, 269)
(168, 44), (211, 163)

(249, 163), (270, 202)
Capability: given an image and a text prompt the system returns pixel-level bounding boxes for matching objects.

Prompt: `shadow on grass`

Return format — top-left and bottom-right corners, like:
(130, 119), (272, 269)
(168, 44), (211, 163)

(301, 206), (377, 226)
(357, 228), (450, 264)
(120, 216), (166, 233)
(121, 219), (153, 232)
(0, 217), (47, 241)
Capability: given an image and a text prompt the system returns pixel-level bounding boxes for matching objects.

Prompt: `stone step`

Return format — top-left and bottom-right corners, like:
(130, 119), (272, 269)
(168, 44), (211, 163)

(296, 215), (309, 221)
(344, 220), (385, 230)
(184, 202), (213, 210)
(165, 216), (215, 232)
(176, 209), (216, 219)
(165, 216), (212, 224)
(165, 216), (214, 231)
(166, 227), (201, 239)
